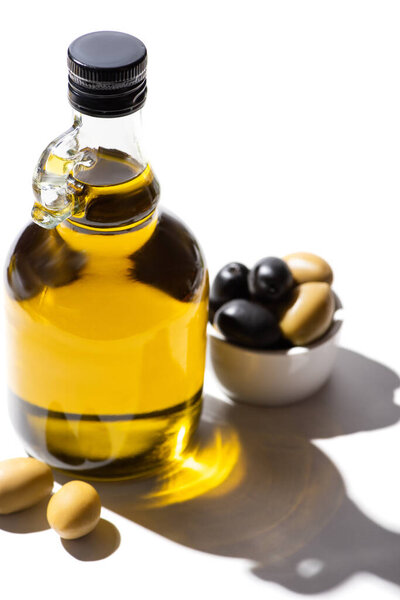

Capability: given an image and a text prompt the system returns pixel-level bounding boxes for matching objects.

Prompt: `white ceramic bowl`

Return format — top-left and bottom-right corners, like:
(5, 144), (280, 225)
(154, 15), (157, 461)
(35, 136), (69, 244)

(208, 305), (343, 407)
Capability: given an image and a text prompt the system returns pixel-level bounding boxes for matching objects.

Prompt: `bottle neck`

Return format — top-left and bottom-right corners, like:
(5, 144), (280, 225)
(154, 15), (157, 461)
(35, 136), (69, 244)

(31, 106), (159, 230)
(73, 109), (146, 167)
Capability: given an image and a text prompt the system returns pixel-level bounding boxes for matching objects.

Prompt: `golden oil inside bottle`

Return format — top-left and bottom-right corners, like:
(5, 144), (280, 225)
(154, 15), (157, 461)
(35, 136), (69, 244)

(6, 149), (208, 479)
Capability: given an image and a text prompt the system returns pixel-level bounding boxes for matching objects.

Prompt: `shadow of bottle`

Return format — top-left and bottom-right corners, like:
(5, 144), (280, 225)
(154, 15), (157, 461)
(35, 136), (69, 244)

(89, 347), (400, 594)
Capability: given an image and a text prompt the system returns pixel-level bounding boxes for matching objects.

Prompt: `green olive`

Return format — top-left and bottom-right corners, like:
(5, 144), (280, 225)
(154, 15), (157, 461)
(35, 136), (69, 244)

(279, 282), (335, 345)
(0, 457), (53, 514)
(283, 252), (333, 285)
(47, 480), (101, 539)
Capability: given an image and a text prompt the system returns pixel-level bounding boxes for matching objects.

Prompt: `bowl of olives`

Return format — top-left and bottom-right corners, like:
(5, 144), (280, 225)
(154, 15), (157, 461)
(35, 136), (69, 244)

(208, 252), (343, 406)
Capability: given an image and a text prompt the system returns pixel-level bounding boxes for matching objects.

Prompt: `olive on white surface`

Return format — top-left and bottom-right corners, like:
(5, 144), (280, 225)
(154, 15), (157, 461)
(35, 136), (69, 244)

(47, 480), (101, 539)
(0, 457), (54, 514)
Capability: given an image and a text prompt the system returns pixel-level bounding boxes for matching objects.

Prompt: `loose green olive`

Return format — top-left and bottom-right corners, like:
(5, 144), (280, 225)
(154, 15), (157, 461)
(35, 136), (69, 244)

(0, 457), (53, 514)
(283, 252), (333, 285)
(279, 282), (335, 345)
(47, 480), (101, 539)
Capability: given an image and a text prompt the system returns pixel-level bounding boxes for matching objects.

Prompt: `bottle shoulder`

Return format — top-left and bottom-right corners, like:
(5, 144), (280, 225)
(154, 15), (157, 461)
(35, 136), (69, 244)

(6, 211), (208, 304)
(130, 209), (207, 302)
(6, 222), (86, 302)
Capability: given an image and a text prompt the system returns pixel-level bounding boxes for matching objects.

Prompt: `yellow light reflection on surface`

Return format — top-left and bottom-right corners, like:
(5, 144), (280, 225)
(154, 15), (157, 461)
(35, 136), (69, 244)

(174, 425), (188, 459)
(142, 424), (242, 507)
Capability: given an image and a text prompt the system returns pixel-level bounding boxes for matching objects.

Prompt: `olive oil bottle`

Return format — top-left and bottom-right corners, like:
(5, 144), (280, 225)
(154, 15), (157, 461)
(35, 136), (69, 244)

(6, 32), (208, 479)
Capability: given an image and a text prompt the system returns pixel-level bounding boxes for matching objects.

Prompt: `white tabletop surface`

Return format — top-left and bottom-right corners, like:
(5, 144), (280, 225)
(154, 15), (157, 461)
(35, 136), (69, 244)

(0, 1), (399, 599)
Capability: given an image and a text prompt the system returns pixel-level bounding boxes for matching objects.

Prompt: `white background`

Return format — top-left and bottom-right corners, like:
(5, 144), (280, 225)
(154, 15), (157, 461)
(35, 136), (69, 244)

(0, 1), (399, 599)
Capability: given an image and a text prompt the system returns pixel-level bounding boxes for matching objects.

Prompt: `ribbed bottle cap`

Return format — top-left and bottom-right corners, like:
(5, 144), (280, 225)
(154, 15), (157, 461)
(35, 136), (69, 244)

(67, 31), (147, 117)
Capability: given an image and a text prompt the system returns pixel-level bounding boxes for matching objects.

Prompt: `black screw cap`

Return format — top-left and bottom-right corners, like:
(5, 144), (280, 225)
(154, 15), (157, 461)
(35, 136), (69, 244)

(67, 31), (147, 117)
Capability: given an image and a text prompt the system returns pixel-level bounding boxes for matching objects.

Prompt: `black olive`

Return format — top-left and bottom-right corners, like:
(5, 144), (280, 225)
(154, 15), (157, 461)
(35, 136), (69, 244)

(248, 257), (294, 302)
(214, 299), (281, 349)
(209, 262), (249, 323)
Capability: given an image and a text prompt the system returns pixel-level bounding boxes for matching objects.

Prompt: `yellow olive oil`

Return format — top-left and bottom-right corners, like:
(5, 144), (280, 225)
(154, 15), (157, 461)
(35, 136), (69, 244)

(6, 150), (208, 479)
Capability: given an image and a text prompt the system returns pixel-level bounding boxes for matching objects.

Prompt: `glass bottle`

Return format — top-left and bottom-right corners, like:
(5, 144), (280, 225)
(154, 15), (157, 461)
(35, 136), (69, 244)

(5, 32), (208, 480)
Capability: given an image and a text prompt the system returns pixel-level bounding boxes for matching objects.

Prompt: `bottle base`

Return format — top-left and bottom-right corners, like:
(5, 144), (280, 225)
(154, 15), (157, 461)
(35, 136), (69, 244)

(9, 390), (202, 481)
